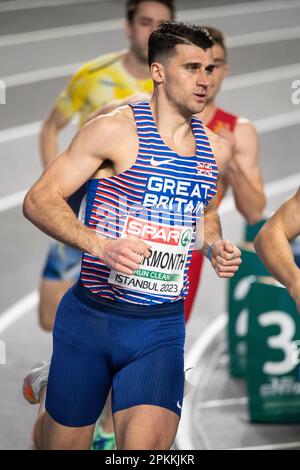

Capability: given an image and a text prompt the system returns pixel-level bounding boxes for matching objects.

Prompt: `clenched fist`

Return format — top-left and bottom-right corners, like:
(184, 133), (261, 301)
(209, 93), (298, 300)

(210, 239), (242, 278)
(98, 237), (151, 275)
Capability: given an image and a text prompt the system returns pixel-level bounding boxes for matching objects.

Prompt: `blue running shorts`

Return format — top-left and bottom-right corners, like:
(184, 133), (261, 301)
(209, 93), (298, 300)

(42, 240), (82, 281)
(45, 281), (185, 427)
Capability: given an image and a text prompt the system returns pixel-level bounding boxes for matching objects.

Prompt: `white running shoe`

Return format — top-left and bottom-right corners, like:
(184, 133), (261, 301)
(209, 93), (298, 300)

(23, 361), (50, 404)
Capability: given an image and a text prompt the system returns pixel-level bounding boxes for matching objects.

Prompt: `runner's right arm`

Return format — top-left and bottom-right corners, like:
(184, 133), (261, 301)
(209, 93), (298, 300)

(254, 188), (300, 311)
(40, 67), (86, 167)
(24, 113), (151, 274)
(40, 107), (71, 167)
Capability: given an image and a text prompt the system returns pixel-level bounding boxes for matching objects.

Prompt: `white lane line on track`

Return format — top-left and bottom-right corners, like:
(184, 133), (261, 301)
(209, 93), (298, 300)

(176, 172), (300, 450)
(0, 121), (41, 144)
(178, 314), (227, 450)
(2, 24), (300, 49)
(3, 62), (83, 88)
(178, 0), (300, 21)
(186, 314), (228, 368)
(0, 0), (298, 15)
(0, 118), (77, 145)
(0, 0), (300, 47)
(0, 189), (27, 214)
(222, 63), (300, 92)
(2, 105), (300, 148)
(260, 173), (300, 200)
(197, 397), (248, 409)
(255, 109), (300, 134)
(0, 290), (38, 336)
(230, 441), (300, 450)
(220, 172), (300, 216)
(4, 60), (300, 90)
(0, 18), (124, 47)
(228, 25), (300, 48)
(0, 0), (107, 12)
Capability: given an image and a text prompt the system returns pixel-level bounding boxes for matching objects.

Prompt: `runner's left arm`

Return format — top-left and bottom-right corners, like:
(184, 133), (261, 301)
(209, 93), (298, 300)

(199, 193), (241, 278)
(221, 120), (266, 224)
(197, 132), (241, 278)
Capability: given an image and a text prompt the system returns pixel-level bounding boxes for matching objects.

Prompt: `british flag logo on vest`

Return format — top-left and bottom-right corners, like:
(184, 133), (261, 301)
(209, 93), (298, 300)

(197, 162), (213, 177)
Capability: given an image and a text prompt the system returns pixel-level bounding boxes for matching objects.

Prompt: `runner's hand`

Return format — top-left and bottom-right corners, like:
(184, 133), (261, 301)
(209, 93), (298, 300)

(210, 239), (242, 278)
(98, 238), (151, 275)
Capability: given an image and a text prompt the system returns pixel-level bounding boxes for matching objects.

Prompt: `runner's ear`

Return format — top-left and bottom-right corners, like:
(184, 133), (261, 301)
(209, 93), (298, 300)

(150, 62), (165, 84)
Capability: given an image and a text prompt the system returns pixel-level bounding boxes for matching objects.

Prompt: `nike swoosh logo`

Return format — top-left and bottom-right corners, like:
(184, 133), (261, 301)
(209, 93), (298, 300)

(177, 400), (182, 410)
(151, 157), (176, 167)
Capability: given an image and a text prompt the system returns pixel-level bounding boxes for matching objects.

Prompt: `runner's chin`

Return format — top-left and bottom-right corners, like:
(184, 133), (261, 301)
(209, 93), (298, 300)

(189, 95), (207, 114)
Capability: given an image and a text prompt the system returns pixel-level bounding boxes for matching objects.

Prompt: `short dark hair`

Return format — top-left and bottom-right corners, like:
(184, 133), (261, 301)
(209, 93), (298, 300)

(148, 21), (215, 67)
(203, 26), (228, 62)
(126, 0), (175, 23)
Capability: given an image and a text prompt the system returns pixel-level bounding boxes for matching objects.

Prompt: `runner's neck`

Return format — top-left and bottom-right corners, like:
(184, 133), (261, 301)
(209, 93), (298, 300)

(149, 96), (195, 155)
(197, 100), (218, 126)
(122, 50), (150, 80)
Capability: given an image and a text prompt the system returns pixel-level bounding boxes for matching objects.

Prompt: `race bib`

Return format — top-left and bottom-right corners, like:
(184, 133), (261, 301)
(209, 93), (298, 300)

(108, 216), (193, 297)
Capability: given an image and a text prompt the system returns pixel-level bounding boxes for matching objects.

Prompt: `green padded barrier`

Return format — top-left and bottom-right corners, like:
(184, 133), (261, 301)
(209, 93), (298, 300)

(227, 243), (269, 377)
(247, 278), (300, 422)
(244, 218), (268, 243)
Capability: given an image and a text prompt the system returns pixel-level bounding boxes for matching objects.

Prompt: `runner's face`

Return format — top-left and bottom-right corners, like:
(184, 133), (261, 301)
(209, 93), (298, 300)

(127, 1), (173, 63)
(207, 43), (229, 101)
(157, 44), (214, 115)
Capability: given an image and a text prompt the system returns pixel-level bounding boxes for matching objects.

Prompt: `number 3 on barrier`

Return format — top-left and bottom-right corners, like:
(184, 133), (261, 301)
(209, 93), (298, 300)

(247, 279), (300, 423)
(258, 312), (296, 375)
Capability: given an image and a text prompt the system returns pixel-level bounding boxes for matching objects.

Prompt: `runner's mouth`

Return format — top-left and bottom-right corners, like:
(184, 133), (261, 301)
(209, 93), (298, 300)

(194, 93), (207, 102)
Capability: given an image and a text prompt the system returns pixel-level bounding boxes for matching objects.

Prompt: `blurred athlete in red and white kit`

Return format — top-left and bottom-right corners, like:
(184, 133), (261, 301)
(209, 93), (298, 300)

(185, 26), (265, 321)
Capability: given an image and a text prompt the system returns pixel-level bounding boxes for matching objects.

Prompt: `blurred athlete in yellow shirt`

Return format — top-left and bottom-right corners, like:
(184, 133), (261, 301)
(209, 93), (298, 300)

(53, 50), (152, 129)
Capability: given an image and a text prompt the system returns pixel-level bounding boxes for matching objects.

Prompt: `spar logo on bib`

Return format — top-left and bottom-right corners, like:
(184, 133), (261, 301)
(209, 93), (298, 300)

(124, 216), (192, 247)
(108, 215), (193, 297)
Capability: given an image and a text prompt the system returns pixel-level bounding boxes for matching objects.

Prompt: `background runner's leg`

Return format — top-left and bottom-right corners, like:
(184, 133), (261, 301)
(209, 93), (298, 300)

(39, 279), (73, 331)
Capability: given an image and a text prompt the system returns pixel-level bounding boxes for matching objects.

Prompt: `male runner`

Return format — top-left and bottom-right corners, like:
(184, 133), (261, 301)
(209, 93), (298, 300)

(23, 22), (241, 449)
(87, 26), (266, 322)
(39, 0), (174, 333)
(185, 26), (266, 321)
(37, 0), (174, 449)
(254, 188), (300, 312)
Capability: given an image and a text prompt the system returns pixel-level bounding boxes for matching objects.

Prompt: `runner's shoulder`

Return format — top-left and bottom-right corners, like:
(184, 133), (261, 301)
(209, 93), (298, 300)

(234, 117), (258, 141)
(80, 105), (135, 145)
(203, 125), (231, 172)
(70, 50), (126, 84)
